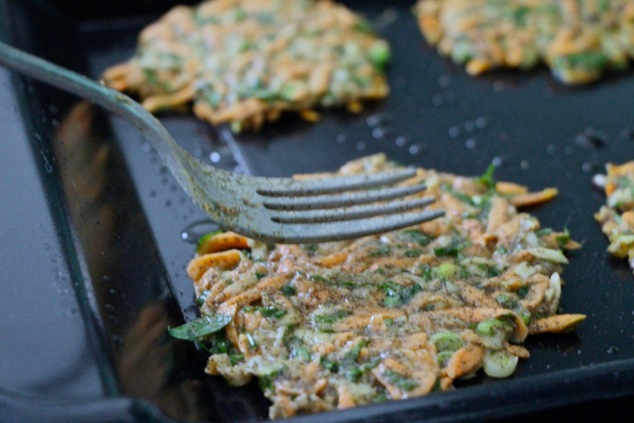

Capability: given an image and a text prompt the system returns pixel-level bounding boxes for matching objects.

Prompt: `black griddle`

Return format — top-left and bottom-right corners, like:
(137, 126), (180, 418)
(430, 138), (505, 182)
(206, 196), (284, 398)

(1, 1), (634, 422)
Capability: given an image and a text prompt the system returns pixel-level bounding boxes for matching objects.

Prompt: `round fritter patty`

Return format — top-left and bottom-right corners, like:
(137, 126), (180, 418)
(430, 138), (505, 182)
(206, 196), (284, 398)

(104, 0), (390, 132)
(594, 162), (634, 273)
(181, 153), (584, 418)
(416, 0), (634, 84)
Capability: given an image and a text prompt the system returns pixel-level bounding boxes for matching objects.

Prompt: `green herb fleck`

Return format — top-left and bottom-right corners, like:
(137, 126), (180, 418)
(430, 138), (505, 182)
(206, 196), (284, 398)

(354, 20), (373, 34)
(379, 281), (422, 308)
(196, 291), (209, 307)
(368, 42), (390, 72)
(516, 286), (529, 299)
(345, 340), (371, 361)
(401, 229), (432, 246)
(555, 52), (609, 72)
(369, 244), (392, 257)
(290, 346), (311, 362)
(477, 163), (497, 189)
(281, 283), (296, 296)
(536, 228), (553, 237)
(346, 366), (363, 382)
(496, 294), (518, 309)
(404, 249), (423, 258)
(242, 306), (287, 319)
(556, 229), (571, 248)
(301, 243), (319, 254)
(168, 314), (231, 341)
(383, 370), (418, 391)
(309, 274), (333, 285)
(320, 356), (339, 373)
(419, 264), (434, 281)
(229, 353), (244, 365)
(434, 245), (460, 257)
(314, 309), (351, 328)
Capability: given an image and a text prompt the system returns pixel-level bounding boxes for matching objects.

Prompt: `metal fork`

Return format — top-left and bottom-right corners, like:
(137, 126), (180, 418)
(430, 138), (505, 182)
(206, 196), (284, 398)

(0, 41), (443, 243)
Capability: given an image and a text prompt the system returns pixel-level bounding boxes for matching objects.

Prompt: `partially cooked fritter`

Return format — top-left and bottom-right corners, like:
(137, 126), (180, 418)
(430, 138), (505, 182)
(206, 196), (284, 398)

(416, 0), (634, 84)
(594, 162), (634, 273)
(172, 154), (585, 419)
(103, 0), (390, 132)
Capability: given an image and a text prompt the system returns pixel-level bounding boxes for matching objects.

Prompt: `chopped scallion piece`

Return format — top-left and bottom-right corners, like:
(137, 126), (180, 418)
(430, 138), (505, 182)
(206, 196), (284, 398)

(483, 350), (518, 378)
(430, 331), (463, 352)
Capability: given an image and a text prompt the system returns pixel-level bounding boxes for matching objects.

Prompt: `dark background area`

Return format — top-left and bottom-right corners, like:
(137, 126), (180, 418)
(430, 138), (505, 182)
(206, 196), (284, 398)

(1, 0), (634, 422)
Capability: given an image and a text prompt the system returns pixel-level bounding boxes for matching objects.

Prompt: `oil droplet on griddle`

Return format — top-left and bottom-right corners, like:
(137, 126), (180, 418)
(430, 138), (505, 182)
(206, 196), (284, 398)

(582, 161), (600, 174)
(366, 114), (380, 127)
(372, 127), (385, 139)
(366, 113), (392, 128)
(438, 74), (451, 87)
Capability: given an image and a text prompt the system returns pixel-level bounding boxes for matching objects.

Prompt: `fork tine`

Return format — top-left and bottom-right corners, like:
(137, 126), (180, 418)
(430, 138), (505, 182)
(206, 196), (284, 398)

(271, 197), (436, 223)
(263, 183), (428, 210)
(256, 168), (417, 196)
(272, 209), (445, 244)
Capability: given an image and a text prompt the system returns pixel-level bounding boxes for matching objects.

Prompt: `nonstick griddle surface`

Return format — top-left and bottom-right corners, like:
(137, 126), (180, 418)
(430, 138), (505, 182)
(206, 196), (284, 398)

(2, 0), (634, 422)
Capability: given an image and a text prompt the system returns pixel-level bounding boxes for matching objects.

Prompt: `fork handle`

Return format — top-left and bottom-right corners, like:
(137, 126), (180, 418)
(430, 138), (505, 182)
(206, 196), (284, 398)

(0, 41), (197, 194)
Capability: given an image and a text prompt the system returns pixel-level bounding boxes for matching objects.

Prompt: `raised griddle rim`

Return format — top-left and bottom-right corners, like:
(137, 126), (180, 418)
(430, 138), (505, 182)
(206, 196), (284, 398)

(3, 1), (634, 422)
(2, 358), (634, 422)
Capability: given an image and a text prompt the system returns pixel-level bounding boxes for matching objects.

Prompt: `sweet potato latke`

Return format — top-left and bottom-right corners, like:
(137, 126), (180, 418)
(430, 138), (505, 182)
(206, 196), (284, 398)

(594, 162), (634, 274)
(173, 154), (585, 419)
(415, 0), (634, 84)
(103, 0), (390, 132)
